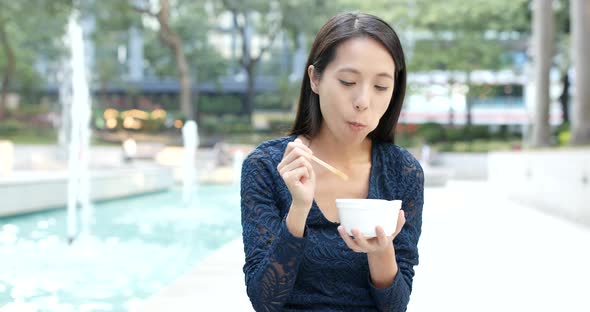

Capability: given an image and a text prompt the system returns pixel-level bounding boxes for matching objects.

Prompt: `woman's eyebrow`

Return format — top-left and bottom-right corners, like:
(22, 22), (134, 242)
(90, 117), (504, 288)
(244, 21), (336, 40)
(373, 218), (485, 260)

(337, 67), (394, 80)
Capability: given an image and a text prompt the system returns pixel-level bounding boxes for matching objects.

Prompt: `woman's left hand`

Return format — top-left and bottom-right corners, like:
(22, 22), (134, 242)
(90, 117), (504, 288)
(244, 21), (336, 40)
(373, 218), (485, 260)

(337, 210), (406, 254)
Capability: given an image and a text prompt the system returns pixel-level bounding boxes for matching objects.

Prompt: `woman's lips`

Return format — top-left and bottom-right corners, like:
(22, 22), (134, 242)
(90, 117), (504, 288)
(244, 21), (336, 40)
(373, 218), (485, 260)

(347, 121), (367, 131)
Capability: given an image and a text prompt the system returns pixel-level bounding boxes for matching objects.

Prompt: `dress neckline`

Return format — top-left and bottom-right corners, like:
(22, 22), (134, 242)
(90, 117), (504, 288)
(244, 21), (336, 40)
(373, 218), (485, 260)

(287, 135), (377, 225)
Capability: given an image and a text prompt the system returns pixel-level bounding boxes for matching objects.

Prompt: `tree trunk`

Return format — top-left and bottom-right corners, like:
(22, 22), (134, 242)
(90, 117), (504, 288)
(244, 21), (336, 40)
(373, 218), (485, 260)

(173, 43), (194, 121)
(0, 20), (16, 120)
(570, 0), (590, 144)
(228, 7), (279, 125)
(245, 64), (255, 119)
(240, 12), (253, 121)
(157, 0), (195, 121)
(447, 80), (454, 127)
(448, 106), (454, 127)
(531, 0), (554, 147)
(465, 73), (473, 127)
(558, 70), (570, 124)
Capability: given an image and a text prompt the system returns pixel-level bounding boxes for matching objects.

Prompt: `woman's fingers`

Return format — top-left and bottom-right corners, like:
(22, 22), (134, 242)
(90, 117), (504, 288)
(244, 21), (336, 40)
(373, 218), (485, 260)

(281, 139), (312, 160)
(278, 156), (312, 178)
(277, 139), (315, 188)
(277, 145), (312, 172)
(279, 156), (314, 187)
(375, 226), (389, 248)
(338, 226), (362, 252)
(282, 166), (310, 185)
(339, 225), (398, 253)
(393, 210), (406, 238)
(351, 228), (372, 250)
(339, 213), (406, 253)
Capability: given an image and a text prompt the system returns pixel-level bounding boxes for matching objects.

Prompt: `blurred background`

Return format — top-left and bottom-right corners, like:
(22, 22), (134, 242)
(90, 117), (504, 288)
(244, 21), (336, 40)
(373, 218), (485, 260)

(0, 0), (588, 311)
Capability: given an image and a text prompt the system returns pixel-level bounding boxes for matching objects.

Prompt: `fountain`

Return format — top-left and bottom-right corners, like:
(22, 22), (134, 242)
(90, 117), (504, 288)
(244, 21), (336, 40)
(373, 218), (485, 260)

(64, 11), (93, 244)
(1, 16), (244, 305)
(182, 120), (198, 205)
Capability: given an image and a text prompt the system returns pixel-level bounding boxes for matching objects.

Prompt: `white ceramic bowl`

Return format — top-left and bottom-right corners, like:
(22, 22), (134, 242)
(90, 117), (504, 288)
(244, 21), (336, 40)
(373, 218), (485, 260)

(336, 199), (402, 238)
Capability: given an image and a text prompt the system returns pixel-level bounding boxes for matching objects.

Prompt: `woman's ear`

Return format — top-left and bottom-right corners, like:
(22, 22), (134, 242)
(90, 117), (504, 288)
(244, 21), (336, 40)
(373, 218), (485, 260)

(308, 65), (319, 94)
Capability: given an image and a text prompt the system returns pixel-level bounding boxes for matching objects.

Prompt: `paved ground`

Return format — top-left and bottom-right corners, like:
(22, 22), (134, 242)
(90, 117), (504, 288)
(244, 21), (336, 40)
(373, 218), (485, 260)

(140, 180), (590, 311)
(409, 181), (590, 312)
(137, 239), (251, 312)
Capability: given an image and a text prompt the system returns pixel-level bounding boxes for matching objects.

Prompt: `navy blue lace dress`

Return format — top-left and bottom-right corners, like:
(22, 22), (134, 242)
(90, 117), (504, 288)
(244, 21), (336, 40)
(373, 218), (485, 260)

(240, 135), (424, 312)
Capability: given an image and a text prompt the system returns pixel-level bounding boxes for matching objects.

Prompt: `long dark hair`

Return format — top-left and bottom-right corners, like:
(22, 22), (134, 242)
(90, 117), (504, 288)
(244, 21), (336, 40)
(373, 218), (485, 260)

(290, 12), (407, 143)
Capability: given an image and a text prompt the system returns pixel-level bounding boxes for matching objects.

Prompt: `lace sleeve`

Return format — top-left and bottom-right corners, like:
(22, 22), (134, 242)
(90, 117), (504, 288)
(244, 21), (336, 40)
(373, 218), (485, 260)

(369, 152), (424, 311)
(240, 150), (307, 311)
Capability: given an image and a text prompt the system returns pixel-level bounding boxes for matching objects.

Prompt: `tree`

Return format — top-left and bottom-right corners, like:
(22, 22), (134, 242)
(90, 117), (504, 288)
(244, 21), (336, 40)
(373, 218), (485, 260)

(279, 0), (343, 48)
(0, 0), (71, 120)
(82, 0), (138, 107)
(0, 16), (15, 120)
(554, 0), (571, 125)
(218, 0), (283, 121)
(141, 3), (228, 85)
(405, 0), (529, 128)
(87, 0), (227, 120)
(131, 0), (195, 121)
(410, 34), (507, 126)
(531, 0), (554, 147)
(570, 0), (590, 145)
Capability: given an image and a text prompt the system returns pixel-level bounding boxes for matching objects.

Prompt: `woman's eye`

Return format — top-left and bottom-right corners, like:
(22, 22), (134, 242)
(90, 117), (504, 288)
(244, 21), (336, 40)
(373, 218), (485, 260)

(375, 85), (389, 91)
(339, 80), (355, 86)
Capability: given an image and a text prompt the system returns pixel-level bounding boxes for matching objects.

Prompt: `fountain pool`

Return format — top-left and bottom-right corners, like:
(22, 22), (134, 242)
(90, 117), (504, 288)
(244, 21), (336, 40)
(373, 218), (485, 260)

(0, 184), (240, 311)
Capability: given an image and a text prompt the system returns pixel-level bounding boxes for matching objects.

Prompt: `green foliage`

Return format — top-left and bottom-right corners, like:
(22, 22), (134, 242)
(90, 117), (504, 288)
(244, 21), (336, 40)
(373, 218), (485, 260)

(412, 0), (529, 32)
(8, 104), (50, 116)
(279, 0), (344, 46)
(0, 118), (58, 144)
(393, 125), (419, 148)
(469, 84), (524, 100)
(223, 132), (277, 145)
(268, 120), (292, 133)
(444, 127), (463, 142)
(0, 0), (71, 91)
(86, 0), (229, 119)
(1, 130), (58, 144)
(409, 35), (509, 72)
(255, 93), (288, 110)
(276, 76), (299, 111)
(557, 122), (571, 145)
(436, 139), (520, 153)
(461, 125), (491, 141)
(140, 1), (228, 81)
(406, 0), (529, 73)
(416, 122), (446, 144)
(1, 0), (549, 129)
(408, 121), (524, 152)
(141, 119), (164, 133)
(415, 122), (500, 144)
(0, 120), (24, 136)
(200, 96), (242, 114)
(200, 114), (253, 135)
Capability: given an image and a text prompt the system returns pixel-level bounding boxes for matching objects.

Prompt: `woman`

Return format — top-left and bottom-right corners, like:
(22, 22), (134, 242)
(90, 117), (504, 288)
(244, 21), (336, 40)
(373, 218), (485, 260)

(241, 12), (424, 312)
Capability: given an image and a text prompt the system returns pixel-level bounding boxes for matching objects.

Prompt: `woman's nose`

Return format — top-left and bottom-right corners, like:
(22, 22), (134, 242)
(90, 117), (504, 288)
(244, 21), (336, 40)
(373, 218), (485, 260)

(354, 89), (369, 111)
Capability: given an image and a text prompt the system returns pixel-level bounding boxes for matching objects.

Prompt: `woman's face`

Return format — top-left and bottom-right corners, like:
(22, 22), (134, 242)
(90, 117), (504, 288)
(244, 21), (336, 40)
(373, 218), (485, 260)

(309, 37), (395, 143)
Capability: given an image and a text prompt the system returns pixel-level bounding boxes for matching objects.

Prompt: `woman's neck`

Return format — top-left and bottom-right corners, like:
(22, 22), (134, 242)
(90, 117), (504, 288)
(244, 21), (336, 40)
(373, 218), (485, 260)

(305, 127), (372, 167)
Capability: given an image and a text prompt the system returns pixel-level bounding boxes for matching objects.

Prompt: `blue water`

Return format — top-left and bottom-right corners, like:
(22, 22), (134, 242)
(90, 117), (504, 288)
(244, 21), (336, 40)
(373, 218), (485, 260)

(0, 185), (241, 311)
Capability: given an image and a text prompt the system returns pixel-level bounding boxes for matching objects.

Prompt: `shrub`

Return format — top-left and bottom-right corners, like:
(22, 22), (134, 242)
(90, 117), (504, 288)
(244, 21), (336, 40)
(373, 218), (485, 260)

(200, 114), (253, 134)
(416, 122), (446, 143)
(0, 120), (25, 136)
(557, 122), (571, 145)
(462, 125), (490, 141)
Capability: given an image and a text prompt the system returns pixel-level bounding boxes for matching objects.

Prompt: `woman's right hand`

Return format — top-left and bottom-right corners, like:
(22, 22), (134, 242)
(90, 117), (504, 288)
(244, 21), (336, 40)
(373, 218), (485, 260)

(277, 138), (316, 212)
